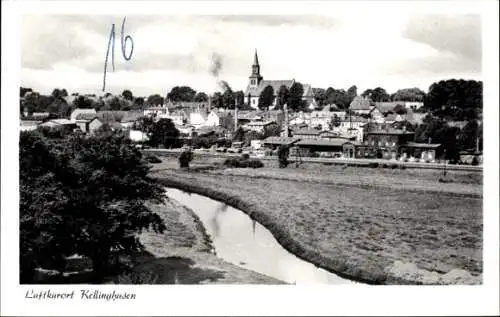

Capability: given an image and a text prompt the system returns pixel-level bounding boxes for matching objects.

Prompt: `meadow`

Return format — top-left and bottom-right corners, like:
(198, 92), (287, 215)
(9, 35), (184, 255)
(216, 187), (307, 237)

(150, 155), (483, 284)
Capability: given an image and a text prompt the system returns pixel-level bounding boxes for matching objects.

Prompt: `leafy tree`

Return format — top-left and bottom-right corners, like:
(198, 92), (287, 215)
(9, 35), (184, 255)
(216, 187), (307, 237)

(287, 82), (305, 111)
(232, 127), (245, 142)
(122, 90), (133, 101)
(328, 114), (341, 129)
(149, 118), (180, 148)
(277, 145), (290, 168)
(458, 120), (480, 151)
(194, 92), (208, 102)
(51, 88), (68, 99)
(167, 86), (197, 102)
(424, 79), (482, 121)
(20, 87), (33, 98)
(313, 88), (326, 107)
(179, 149), (194, 168)
(233, 90), (245, 107)
(276, 85), (290, 109)
(258, 85), (275, 110)
(263, 123), (281, 138)
(222, 87), (235, 109)
(147, 94), (164, 106)
(73, 96), (95, 109)
(393, 104), (407, 115)
(347, 85), (357, 100)
(109, 97), (124, 111)
(361, 87), (390, 102)
(391, 88), (425, 102)
(211, 92), (224, 108)
(19, 131), (166, 282)
(133, 97), (145, 109)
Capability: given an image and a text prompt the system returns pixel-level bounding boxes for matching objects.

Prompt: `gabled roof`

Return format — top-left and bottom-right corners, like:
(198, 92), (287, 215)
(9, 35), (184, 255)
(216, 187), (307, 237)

(402, 142), (441, 149)
(292, 128), (322, 136)
(263, 136), (300, 145)
(75, 113), (98, 121)
(350, 96), (374, 110)
(366, 128), (415, 135)
(374, 102), (404, 114)
(297, 138), (359, 147)
(245, 80), (294, 97)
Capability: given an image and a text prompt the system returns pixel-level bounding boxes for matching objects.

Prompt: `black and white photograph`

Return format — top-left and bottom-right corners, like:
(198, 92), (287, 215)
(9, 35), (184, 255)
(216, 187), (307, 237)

(1, 0), (499, 316)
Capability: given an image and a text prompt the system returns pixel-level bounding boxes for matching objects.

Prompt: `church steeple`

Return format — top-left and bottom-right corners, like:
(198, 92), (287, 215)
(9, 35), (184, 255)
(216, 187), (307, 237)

(249, 49), (263, 88)
(253, 49), (259, 67)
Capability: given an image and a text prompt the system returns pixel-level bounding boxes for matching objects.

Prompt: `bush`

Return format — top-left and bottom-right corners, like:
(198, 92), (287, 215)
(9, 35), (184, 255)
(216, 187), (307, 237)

(368, 162), (379, 168)
(390, 164), (398, 169)
(145, 155), (162, 164)
(381, 163), (389, 168)
(247, 159), (264, 168)
(241, 153), (250, 160)
(222, 156), (264, 169)
(471, 156), (479, 166)
(310, 152), (320, 158)
(399, 165), (407, 170)
(179, 150), (193, 168)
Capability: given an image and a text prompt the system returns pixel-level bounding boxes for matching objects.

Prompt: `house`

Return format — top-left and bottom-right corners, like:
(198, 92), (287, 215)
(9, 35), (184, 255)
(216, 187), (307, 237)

(74, 112), (98, 133)
(189, 110), (208, 129)
(120, 111), (143, 129)
(349, 96), (374, 115)
(296, 139), (360, 158)
(20, 120), (42, 131)
(70, 108), (97, 122)
(243, 50), (315, 109)
(399, 142), (442, 161)
(262, 136), (300, 150)
(339, 116), (369, 130)
(291, 128), (321, 140)
(88, 118), (104, 135)
(129, 129), (149, 143)
(403, 101), (424, 110)
(245, 120), (276, 133)
(144, 106), (169, 117)
(357, 127), (415, 159)
(39, 119), (77, 133)
(205, 110), (226, 127)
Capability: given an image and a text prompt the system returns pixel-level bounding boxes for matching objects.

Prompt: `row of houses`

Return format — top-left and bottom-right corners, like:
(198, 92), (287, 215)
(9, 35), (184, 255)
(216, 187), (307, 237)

(266, 125), (443, 161)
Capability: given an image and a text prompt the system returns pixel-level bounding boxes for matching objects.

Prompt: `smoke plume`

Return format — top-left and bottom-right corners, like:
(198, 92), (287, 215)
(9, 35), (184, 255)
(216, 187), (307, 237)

(209, 53), (223, 77)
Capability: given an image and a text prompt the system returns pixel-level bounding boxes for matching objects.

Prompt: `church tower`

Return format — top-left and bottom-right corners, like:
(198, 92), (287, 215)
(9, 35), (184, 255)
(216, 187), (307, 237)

(249, 49), (263, 88)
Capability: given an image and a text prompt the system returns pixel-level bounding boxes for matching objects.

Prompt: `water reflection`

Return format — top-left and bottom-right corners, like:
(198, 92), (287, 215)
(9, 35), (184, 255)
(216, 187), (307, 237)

(166, 188), (356, 285)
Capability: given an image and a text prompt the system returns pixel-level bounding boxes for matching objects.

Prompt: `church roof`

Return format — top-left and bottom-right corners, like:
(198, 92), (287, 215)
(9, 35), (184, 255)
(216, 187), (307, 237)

(245, 80), (294, 97)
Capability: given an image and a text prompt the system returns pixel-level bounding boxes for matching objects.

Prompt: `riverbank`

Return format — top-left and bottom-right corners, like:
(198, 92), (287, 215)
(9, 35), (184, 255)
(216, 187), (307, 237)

(119, 197), (285, 284)
(149, 157), (482, 285)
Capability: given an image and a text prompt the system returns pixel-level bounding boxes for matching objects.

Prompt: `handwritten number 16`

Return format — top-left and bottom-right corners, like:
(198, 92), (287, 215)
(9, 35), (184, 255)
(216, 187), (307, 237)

(102, 17), (134, 91)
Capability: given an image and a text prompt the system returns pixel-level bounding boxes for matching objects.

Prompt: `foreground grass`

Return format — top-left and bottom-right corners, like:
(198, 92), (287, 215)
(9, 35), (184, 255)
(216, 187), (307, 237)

(150, 156), (482, 285)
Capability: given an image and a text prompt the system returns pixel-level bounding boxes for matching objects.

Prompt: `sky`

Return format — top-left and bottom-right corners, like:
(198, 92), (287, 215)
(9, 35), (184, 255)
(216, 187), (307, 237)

(20, 13), (482, 97)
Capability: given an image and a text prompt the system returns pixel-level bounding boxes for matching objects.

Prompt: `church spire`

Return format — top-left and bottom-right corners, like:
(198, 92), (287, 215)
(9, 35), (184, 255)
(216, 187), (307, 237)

(253, 49), (259, 66)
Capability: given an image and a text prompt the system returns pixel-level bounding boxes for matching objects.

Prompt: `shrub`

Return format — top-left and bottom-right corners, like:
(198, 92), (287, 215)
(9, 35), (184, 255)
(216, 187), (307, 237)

(471, 156), (479, 166)
(223, 158), (240, 168)
(390, 164), (398, 169)
(145, 155), (162, 164)
(381, 163), (389, 168)
(179, 150), (193, 168)
(247, 159), (263, 168)
(310, 152), (320, 158)
(223, 156), (263, 169)
(241, 153), (250, 160)
(368, 162), (379, 168)
(399, 165), (407, 170)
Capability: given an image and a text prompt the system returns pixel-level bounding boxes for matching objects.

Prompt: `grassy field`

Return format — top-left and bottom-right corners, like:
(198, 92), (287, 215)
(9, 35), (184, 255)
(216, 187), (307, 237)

(150, 155), (483, 285)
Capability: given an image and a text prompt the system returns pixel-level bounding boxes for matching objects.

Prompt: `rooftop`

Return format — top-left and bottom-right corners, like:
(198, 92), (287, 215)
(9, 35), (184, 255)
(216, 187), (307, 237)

(262, 136), (300, 145)
(297, 138), (360, 147)
(402, 142), (442, 149)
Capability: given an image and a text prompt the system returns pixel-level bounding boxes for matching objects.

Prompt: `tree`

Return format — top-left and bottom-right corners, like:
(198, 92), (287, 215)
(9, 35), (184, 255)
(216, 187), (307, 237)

(362, 87), (390, 102)
(122, 90), (133, 101)
(276, 85), (290, 109)
(328, 114), (341, 129)
(109, 97), (124, 111)
(133, 97), (145, 109)
(149, 118), (180, 148)
(167, 86), (197, 102)
(19, 131), (166, 282)
(287, 82), (305, 111)
(263, 123), (281, 138)
(20, 87), (33, 98)
(194, 92), (208, 102)
(212, 92), (224, 108)
(277, 145), (290, 168)
(51, 88), (68, 100)
(258, 85), (275, 110)
(233, 90), (245, 107)
(72, 96), (95, 109)
(147, 94), (164, 106)
(313, 88), (326, 107)
(393, 104), (407, 115)
(391, 88), (425, 102)
(232, 127), (245, 142)
(179, 148), (193, 168)
(458, 120), (480, 151)
(222, 87), (235, 109)
(424, 79), (482, 121)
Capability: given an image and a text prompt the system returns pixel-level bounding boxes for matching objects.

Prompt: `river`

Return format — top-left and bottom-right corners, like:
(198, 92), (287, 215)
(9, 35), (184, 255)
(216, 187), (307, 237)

(165, 188), (357, 285)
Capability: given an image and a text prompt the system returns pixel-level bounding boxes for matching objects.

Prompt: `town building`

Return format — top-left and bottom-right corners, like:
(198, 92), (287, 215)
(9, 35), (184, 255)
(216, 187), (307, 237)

(244, 50), (316, 109)
(70, 108), (97, 122)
